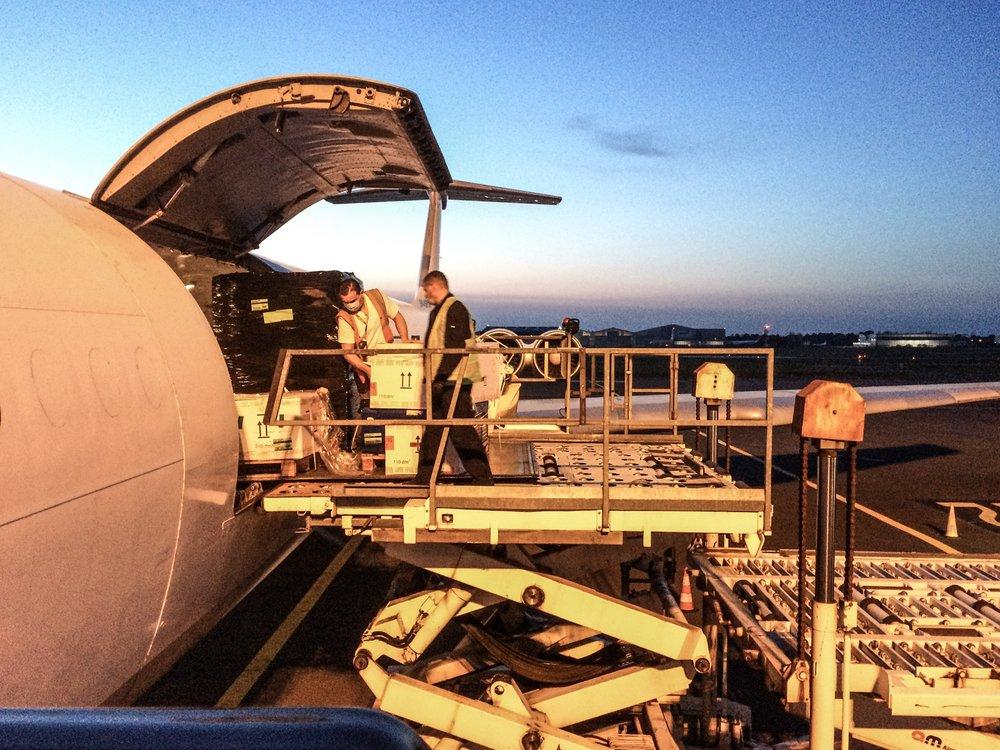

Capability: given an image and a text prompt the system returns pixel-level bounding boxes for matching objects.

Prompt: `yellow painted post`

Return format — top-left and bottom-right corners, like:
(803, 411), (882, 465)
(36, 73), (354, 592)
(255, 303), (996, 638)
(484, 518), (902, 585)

(791, 380), (866, 750)
(811, 601), (838, 750)
(840, 632), (852, 750)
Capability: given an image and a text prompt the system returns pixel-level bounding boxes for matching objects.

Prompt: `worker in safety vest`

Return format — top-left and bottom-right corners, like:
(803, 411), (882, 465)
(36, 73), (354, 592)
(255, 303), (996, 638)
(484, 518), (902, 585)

(336, 274), (409, 392)
(414, 271), (493, 485)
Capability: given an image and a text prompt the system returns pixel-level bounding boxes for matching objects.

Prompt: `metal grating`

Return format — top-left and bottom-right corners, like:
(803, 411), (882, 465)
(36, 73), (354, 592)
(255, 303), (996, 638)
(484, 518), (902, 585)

(532, 443), (733, 487)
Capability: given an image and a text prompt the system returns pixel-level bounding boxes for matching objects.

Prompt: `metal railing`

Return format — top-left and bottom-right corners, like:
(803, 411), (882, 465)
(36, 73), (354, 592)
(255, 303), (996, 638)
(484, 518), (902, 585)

(263, 345), (774, 530)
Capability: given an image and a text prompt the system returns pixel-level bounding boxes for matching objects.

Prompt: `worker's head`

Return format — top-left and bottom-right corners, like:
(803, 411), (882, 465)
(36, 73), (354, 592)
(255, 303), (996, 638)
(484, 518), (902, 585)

(421, 270), (449, 305)
(338, 274), (364, 313)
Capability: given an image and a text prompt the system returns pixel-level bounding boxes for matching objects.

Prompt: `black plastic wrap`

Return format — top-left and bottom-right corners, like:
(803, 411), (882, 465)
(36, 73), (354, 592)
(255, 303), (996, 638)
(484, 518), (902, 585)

(212, 271), (354, 416)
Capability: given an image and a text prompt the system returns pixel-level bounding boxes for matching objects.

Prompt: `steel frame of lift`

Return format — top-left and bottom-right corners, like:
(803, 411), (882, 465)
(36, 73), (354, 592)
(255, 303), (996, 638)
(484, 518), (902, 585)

(695, 549), (1000, 750)
(258, 344), (773, 749)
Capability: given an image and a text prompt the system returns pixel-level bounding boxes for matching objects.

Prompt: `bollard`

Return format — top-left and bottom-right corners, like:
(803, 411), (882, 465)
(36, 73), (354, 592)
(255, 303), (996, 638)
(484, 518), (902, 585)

(945, 504), (959, 539)
(792, 380), (865, 750)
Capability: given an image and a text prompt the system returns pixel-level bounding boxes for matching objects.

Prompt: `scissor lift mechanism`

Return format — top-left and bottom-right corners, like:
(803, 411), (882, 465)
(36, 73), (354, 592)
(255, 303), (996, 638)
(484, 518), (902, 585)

(261, 345), (774, 748)
(695, 550), (1000, 749)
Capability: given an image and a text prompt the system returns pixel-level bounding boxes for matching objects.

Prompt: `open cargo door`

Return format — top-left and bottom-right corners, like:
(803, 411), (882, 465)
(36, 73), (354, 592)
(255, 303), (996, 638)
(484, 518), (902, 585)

(92, 74), (560, 260)
(92, 75), (453, 258)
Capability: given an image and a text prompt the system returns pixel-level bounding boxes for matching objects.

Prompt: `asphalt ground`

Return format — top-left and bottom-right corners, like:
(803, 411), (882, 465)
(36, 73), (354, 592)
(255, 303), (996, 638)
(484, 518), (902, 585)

(139, 399), (999, 743)
(720, 399), (1000, 555)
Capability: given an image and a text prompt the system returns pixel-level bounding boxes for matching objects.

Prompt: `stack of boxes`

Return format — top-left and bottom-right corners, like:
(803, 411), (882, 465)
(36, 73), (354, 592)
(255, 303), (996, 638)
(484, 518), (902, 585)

(362, 344), (425, 476)
(359, 344), (507, 476)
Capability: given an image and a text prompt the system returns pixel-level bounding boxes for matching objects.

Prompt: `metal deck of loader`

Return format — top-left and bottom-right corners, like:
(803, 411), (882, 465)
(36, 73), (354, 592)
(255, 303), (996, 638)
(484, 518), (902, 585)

(260, 345), (773, 550)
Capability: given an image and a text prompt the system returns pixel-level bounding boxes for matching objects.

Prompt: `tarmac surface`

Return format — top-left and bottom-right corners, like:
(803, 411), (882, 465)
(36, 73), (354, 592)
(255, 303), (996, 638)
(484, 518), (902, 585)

(139, 397), (1000, 741)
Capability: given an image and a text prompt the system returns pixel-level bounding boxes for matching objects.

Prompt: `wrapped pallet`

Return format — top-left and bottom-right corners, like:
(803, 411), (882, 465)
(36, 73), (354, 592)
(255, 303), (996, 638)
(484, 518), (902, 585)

(212, 271), (354, 417)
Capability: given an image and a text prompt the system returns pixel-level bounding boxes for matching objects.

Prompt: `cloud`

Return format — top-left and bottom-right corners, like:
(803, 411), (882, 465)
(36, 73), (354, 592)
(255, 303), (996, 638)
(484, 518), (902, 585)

(568, 116), (673, 159)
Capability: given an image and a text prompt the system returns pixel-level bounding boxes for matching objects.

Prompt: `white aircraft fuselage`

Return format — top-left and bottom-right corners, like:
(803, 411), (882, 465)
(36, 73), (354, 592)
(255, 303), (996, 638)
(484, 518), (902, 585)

(0, 173), (302, 705)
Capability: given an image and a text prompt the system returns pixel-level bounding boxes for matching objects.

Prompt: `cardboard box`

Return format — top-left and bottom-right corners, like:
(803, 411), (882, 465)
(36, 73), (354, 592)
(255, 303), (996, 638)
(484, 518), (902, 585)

(370, 343), (425, 409)
(384, 424), (423, 475)
(235, 391), (322, 461)
(359, 408), (424, 466)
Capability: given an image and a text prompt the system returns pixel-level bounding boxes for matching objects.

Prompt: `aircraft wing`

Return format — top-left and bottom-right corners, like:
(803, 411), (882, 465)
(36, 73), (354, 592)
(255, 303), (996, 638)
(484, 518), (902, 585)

(516, 382), (1000, 425)
(91, 75), (559, 259)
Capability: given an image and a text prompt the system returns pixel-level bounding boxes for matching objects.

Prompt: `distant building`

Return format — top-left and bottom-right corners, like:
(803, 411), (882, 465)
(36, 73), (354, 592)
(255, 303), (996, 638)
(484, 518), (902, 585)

(854, 333), (876, 347)
(874, 333), (962, 348)
(633, 324), (726, 347)
(580, 327), (634, 347)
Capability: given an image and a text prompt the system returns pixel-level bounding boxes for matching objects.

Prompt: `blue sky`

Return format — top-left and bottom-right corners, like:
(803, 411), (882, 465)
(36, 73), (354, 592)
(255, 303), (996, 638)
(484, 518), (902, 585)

(2, 2), (997, 333)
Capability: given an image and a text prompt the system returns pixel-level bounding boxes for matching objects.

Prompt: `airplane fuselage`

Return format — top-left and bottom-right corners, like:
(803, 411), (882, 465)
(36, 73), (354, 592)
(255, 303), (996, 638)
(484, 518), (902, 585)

(0, 173), (301, 705)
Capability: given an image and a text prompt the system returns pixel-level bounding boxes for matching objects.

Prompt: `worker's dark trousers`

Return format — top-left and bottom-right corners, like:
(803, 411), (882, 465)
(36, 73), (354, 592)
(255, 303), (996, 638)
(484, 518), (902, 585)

(416, 382), (493, 485)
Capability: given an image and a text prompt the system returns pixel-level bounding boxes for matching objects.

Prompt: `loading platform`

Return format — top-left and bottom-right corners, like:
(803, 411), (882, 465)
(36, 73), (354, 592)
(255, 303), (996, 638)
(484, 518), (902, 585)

(255, 344), (774, 748)
(260, 344), (773, 552)
(262, 439), (767, 547)
(255, 345), (1000, 749)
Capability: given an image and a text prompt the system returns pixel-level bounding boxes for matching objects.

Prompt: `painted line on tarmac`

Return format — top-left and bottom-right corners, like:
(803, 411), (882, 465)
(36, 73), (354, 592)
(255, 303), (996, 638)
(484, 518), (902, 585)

(215, 533), (366, 708)
(721, 439), (962, 555)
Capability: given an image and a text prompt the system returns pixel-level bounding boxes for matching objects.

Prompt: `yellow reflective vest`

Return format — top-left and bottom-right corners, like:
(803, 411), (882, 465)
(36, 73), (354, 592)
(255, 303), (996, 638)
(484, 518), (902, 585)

(426, 297), (481, 383)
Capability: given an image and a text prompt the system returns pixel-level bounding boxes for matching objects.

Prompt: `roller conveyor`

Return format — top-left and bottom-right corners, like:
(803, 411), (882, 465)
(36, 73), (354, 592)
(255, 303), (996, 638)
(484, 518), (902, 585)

(694, 550), (1000, 730)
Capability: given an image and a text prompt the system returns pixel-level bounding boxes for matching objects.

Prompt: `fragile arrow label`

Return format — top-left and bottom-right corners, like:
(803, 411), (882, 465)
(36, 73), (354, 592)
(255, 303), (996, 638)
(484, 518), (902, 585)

(400, 371), (413, 389)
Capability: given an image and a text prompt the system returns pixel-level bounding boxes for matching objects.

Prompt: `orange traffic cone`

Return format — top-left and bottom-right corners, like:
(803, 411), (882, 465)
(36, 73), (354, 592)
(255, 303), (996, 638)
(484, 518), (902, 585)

(679, 568), (695, 612)
(945, 505), (959, 539)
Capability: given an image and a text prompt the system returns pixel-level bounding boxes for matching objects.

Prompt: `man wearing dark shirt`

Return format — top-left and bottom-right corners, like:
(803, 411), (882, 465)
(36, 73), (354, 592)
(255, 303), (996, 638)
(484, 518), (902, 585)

(415, 271), (493, 485)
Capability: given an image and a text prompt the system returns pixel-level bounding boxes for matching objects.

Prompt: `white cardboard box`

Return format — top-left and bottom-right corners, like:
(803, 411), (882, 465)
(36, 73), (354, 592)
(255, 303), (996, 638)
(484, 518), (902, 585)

(235, 391), (322, 462)
(370, 343), (425, 409)
(384, 424), (423, 476)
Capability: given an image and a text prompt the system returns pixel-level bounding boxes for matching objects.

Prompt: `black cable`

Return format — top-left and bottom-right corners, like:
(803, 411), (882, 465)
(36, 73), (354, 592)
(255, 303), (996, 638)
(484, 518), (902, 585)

(724, 400), (732, 474)
(843, 442), (858, 602)
(694, 397), (701, 455)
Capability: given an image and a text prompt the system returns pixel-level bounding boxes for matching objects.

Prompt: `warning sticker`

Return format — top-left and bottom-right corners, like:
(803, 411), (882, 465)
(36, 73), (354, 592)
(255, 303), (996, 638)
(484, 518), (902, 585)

(263, 308), (294, 324)
(250, 298), (269, 311)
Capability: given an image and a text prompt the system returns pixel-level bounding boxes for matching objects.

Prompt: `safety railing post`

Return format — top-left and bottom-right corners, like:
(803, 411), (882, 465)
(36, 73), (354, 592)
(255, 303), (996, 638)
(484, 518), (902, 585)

(601, 351), (611, 532)
(669, 353), (679, 434)
(764, 351), (774, 530)
(624, 353), (633, 435)
(562, 332), (572, 423)
(578, 349), (588, 426)
(427, 356), (470, 530)
(424, 349), (433, 421)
